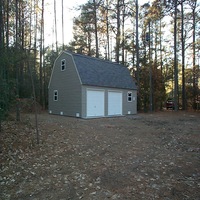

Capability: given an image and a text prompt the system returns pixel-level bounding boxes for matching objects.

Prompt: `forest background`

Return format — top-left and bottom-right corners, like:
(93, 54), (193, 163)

(0, 0), (200, 125)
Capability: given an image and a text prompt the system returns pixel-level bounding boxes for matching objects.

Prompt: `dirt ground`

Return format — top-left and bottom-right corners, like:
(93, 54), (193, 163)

(0, 111), (200, 200)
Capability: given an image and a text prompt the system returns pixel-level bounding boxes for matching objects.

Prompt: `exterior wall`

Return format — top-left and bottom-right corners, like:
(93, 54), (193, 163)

(81, 85), (137, 118)
(123, 89), (137, 115)
(48, 52), (82, 117)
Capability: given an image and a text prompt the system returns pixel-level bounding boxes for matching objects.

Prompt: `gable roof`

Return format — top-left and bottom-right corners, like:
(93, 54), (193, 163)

(67, 51), (137, 90)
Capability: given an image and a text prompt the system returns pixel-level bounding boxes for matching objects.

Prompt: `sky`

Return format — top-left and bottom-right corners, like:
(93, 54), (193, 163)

(44, 0), (83, 46)
(44, 0), (152, 47)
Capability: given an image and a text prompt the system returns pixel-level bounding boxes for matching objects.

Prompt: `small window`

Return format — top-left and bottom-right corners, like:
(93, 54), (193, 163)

(61, 59), (66, 71)
(127, 92), (132, 102)
(54, 90), (58, 101)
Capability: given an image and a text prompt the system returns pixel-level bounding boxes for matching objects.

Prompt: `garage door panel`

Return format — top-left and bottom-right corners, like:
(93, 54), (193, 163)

(108, 91), (122, 115)
(87, 90), (105, 117)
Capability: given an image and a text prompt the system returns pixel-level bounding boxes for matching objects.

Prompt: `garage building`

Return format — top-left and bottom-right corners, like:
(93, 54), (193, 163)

(48, 51), (137, 118)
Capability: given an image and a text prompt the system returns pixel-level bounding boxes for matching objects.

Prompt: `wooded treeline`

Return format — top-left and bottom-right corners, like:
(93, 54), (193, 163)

(0, 0), (47, 125)
(0, 0), (200, 124)
(67, 0), (200, 112)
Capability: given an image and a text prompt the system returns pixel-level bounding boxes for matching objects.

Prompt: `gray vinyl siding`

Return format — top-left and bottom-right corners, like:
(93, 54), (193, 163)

(81, 86), (137, 118)
(122, 89), (137, 115)
(48, 52), (82, 117)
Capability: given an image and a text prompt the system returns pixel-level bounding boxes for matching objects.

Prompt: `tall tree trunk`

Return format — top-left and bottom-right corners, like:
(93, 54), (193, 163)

(136, 0), (140, 110)
(20, 2), (24, 50)
(192, 1), (197, 109)
(33, 0), (38, 111)
(29, 1), (33, 50)
(106, 0), (110, 60)
(154, 21), (158, 110)
(93, 0), (99, 58)
(132, 23), (135, 69)
(19, 1), (25, 97)
(160, 17), (163, 110)
(181, 0), (186, 110)
(62, 0), (64, 50)
(149, 20), (153, 112)
(87, 30), (92, 56)
(40, 0), (44, 108)
(121, 0), (125, 65)
(34, 0), (38, 77)
(154, 22), (158, 64)
(116, 0), (121, 63)
(54, 0), (58, 52)
(6, 0), (9, 49)
(0, 0), (3, 50)
(0, 0), (5, 130)
(15, 0), (20, 121)
(28, 50), (39, 144)
(174, 0), (178, 111)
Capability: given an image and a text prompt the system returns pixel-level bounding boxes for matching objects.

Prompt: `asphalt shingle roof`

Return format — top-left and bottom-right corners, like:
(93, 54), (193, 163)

(69, 52), (137, 90)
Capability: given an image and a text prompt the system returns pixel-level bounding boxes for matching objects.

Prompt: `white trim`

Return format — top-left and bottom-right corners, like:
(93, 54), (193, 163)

(127, 91), (132, 102)
(53, 90), (58, 101)
(61, 59), (66, 71)
(66, 52), (82, 85)
(48, 51), (64, 89)
(87, 88), (105, 92)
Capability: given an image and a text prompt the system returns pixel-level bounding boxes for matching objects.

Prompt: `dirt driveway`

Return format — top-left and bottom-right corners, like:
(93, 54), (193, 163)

(1, 111), (200, 199)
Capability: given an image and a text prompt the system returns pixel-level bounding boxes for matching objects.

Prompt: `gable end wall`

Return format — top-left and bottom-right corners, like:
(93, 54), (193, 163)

(48, 52), (82, 117)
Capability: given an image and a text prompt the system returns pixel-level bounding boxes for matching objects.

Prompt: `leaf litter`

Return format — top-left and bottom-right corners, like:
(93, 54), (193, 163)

(0, 111), (199, 199)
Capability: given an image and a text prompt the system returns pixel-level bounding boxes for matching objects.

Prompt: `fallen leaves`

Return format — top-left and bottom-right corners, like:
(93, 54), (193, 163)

(0, 112), (200, 199)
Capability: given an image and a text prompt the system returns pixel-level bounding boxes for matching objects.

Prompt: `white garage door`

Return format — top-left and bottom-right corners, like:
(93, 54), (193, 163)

(108, 91), (122, 115)
(87, 90), (105, 117)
